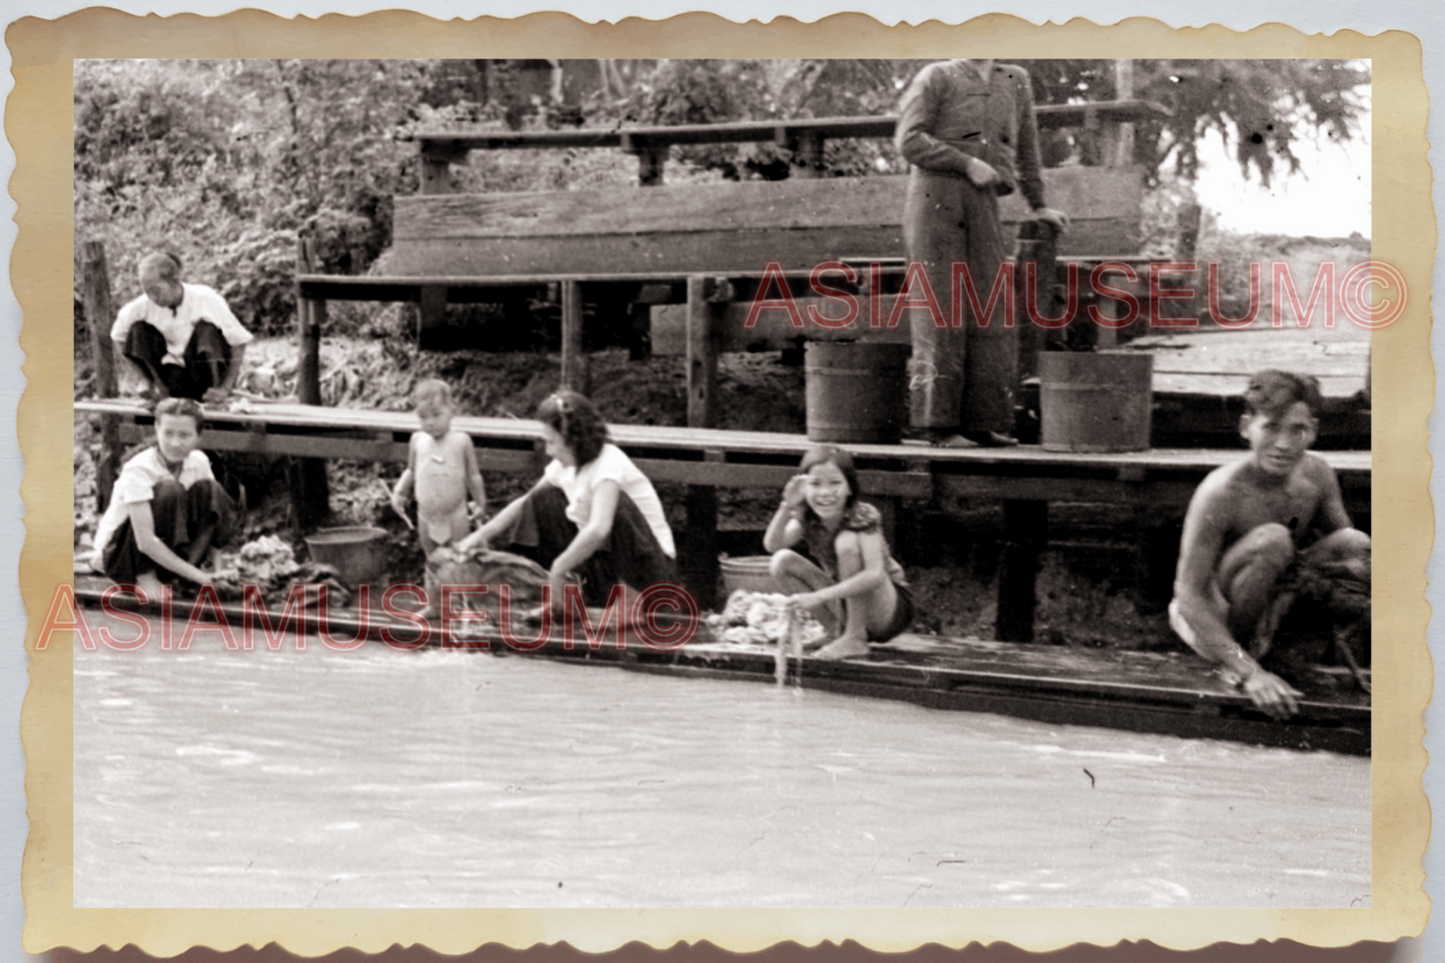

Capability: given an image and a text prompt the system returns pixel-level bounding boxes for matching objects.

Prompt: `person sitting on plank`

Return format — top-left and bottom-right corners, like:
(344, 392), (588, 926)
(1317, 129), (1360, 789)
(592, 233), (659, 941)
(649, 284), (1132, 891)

(765, 444), (914, 661)
(1170, 369), (1371, 719)
(111, 251), (253, 405)
(91, 397), (236, 599)
(456, 389), (676, 613)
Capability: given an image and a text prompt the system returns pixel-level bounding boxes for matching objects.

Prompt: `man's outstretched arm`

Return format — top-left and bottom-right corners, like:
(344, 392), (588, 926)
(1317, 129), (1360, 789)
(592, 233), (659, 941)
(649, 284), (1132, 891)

(1173, 482), (1302, 718)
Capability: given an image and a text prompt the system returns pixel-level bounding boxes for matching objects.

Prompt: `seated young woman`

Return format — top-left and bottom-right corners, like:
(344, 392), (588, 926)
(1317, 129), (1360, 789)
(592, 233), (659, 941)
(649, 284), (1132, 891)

(456, 390), (676, 612)
(91, 397), (235, 598)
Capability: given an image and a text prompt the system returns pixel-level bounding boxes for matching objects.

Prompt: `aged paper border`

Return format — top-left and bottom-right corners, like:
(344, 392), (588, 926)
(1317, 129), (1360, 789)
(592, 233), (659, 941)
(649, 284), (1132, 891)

(14, 10), (1433, 956)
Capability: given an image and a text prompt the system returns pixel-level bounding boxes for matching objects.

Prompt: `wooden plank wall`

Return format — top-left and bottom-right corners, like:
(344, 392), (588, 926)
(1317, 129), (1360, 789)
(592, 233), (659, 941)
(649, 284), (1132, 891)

(390, 169), (1144, 278)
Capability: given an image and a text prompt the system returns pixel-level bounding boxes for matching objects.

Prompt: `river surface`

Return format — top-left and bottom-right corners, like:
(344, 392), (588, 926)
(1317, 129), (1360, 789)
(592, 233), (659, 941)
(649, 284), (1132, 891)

(73, 612), (1371, 909)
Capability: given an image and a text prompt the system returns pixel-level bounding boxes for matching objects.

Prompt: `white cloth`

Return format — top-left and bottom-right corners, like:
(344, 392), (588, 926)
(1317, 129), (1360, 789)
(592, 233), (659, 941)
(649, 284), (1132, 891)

(542, 443), (675, 558)
(111, 283), (252, 366)
(92, 447), (215, 558)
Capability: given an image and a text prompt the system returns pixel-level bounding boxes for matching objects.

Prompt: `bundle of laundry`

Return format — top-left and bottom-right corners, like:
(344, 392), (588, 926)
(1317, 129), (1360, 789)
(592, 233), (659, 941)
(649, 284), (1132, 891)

(705, 590), (828, 648)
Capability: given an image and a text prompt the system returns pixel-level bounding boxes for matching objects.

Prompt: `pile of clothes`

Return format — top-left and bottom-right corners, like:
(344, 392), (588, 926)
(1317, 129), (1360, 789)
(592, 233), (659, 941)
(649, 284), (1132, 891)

(705, 589), (828, 649)
(211, 535), (352, 607)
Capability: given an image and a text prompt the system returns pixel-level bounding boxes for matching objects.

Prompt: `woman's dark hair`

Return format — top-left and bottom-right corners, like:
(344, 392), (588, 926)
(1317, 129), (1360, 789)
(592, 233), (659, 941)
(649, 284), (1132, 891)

(536, 390), (608, 467)
(154, 396), (205, 431)
(798, 444), (861, 517)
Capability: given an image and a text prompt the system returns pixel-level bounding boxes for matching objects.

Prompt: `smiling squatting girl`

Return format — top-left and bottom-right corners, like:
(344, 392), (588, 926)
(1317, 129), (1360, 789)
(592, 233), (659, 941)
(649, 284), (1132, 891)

(763, 444), (914, 660)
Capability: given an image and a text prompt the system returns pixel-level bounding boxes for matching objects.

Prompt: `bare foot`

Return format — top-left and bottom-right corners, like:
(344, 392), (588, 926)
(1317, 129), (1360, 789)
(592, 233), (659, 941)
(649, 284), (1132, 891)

(811, 636), (871, 661)
(927, 431), (976, 449)
(134, 571), (164, 603)
(961, 430), (1019, 447)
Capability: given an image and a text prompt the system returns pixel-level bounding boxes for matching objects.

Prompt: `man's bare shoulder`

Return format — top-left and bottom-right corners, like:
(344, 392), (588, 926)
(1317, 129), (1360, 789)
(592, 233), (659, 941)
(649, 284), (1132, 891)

(1299, 451), (1341, 484)
(1189, 457), (1250, 505)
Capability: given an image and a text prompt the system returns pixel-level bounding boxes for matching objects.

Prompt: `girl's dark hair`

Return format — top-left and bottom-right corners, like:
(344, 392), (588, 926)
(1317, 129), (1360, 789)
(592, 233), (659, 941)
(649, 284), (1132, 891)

(797, 444), (861, 516)
(537, 389), (608, 467)
(154, 396), (205, 431)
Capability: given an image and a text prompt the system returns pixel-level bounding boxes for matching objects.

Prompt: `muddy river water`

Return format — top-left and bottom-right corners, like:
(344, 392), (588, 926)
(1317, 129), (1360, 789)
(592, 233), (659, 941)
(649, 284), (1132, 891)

(73, 612), (1370, 909)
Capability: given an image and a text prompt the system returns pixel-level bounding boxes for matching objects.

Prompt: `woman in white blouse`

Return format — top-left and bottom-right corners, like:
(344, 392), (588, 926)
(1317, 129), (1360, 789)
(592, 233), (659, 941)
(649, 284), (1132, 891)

(458, 390), (676, 610)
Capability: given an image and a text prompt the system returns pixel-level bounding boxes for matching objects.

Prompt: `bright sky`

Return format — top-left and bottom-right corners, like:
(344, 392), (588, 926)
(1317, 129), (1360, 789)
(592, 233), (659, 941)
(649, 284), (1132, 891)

(1190, 78), (1372, 239)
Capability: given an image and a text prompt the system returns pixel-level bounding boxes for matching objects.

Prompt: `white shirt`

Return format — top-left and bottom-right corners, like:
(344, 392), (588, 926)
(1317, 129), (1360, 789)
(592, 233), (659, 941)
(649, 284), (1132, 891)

(111, 283), (252, 366)
(92, 447), (215, 559)
(542, 443), (675, 558)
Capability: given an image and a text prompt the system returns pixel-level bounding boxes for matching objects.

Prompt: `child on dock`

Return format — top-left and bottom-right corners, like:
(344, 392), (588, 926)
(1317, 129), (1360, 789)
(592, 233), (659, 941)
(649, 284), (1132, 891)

(1170, 370), (1371, 719)
(390, 379), (487, 615)
(92, 397), (235, 597)
(765, 444), (914, 660)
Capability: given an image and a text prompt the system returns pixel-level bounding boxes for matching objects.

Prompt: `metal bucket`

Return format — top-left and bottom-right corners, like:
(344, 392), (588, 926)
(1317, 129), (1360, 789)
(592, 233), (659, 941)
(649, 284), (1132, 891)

(719, 555), (783, 597)
(805, 341), (911, 444)
(1039, 352), (1154, 453)
(304, 526), (391, 587)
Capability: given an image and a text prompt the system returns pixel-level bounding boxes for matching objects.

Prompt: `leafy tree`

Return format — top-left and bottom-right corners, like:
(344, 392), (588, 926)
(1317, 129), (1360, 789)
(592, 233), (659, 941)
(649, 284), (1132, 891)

(75, 59), (434, 339)
(1027, 59), (1370, 187)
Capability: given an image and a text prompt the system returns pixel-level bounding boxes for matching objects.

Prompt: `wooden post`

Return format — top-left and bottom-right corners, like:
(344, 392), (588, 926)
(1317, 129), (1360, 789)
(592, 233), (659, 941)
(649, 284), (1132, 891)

(78, 240), (121, 512)
(686, 276), (719, 429)
(621, 134), (666, 187)
(292, 237), (329, 528)
(791, 131), (824, 178)
(1110, 60), (1136, 168)
(997, 499), (1048, 642)
(682, 275), (722, 609)
(418, 284), (448, 346)
(419, 143), (466, 195)
(559, 280), (590, 394)
(636, 150), (666, 187)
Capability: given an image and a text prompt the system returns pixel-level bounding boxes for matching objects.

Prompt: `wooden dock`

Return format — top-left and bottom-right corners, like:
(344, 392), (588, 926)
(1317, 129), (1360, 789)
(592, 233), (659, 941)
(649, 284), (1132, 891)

(73, 397), (1371, 639)
(69, 577), (1370, 756)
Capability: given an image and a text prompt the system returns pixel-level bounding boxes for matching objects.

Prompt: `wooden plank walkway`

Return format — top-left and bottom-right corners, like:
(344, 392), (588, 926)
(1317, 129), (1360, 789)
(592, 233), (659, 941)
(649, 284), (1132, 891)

(68, 577), (1369, 756)
(74, 397), (1371, 514)
(74, 398), (1371, 639)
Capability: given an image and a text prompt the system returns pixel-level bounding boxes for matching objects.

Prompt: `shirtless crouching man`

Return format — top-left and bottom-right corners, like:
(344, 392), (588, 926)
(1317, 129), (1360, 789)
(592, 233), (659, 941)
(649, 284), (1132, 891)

(1170, 370), (1371, 719)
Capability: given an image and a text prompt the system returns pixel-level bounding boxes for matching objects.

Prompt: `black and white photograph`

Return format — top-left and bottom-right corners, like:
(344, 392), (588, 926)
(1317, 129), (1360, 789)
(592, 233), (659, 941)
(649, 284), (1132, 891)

(68, 54), (1379, 911)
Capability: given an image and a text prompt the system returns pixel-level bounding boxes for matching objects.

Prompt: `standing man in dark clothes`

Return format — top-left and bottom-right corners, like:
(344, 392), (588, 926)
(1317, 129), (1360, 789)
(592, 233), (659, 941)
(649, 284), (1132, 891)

(896, 59), (1070, 447)
(112, 252), (252, 405)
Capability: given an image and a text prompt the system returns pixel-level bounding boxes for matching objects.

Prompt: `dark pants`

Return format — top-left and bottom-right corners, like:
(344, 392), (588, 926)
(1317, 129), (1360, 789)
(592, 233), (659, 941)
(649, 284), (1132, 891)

(122, 319), (233, 401)
(494, 485), (676, 605)
(904, 168), (1016, 433)
(101, 477), (234, 585)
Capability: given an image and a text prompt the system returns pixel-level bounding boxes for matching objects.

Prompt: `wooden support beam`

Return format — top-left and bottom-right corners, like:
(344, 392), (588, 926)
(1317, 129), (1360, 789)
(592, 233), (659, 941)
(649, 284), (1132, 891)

(78, 240), (121, 512)
(997, 499), (1048, 642)
(418, 284), (448, 341)
(559, 280), (589, 394)
(293, 237), (329, 527)
(683, 452), (723, 611)
(790, 131), (824, 178)
(686, 276), (719, 429)
(637, 149), (666, 187)
(683, 276), (724, 608)
(419, 143), (467, 195)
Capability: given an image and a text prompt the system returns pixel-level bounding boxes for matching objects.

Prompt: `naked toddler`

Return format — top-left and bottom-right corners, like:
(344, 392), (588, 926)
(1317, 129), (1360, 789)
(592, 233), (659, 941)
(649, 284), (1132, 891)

(390, 379), (487, 616)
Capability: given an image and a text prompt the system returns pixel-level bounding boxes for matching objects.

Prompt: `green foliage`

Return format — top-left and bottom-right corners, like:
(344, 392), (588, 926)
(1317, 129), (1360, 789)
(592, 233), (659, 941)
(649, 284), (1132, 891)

(75, 59), (429, 338)
(74, 57), (1368, 353)
(1027, 59), (1370, 187)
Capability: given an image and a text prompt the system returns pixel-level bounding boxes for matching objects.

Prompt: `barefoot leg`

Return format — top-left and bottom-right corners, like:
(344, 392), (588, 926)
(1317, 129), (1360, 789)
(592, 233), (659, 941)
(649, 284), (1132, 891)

(770, 549), (842, 637)
(812, 532), (899, 660)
